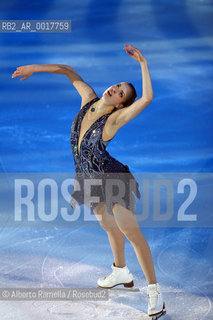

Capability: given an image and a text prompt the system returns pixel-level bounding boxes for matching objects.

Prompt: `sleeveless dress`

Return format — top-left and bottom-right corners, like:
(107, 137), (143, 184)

(70, 96), (141, 214)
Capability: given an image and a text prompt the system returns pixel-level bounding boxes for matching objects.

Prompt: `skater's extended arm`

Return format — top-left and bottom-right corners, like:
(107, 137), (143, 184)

(12, 64), (97, 106)
(113, 45), (153, 128)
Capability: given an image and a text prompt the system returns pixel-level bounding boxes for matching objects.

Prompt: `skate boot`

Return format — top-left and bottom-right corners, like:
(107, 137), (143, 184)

(147, 283), (166, 319)
(97, 262), (134, 289)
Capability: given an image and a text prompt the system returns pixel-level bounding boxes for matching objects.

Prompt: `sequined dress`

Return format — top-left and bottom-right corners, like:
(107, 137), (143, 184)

(70, 96), (141, 214)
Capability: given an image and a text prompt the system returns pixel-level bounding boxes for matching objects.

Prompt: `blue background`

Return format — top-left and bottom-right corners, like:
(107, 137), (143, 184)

(0, 1), (213, 319)
(0, 0), (212, 173)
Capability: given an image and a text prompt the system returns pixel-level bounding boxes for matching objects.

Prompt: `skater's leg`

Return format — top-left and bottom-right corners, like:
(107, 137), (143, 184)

(112, 203), (157, 285)
(93, 202), (126, 267)
(106, 230), (126, 268)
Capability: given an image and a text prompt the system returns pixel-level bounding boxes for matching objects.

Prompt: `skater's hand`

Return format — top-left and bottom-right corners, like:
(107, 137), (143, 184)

(12, 65), (37, 81)
(123, 44), (146, 63)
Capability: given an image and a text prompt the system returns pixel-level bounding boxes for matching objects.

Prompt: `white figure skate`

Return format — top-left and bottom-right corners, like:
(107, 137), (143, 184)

(97, 263), (134, 289)
(147, 283), (166, 319)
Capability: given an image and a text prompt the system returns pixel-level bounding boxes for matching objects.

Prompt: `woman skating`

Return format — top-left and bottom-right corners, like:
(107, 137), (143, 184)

(12, 44), (166, 318)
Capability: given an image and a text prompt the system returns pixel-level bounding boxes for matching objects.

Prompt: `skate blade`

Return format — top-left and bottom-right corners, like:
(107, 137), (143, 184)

(97, 286), (140, 292)
(150, 303), (166, 320)
(109, 287), (140, 292)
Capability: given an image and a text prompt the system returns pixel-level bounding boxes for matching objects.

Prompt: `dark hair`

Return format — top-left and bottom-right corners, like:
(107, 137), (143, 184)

(123, 82), (137, 107)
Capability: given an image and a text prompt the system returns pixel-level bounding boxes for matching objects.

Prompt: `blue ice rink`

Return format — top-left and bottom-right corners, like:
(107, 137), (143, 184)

(0, 0), (213, 319)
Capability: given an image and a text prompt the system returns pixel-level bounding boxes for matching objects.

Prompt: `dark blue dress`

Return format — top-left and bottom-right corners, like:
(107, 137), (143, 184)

(70, 96), (141, 214)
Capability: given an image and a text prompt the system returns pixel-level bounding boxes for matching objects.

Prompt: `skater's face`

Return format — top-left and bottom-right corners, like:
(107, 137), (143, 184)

(103, 82), (132, 109)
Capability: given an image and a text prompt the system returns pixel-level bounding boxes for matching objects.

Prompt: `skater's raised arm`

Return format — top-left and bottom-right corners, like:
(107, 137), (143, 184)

(12, 64), (97, 107)
(113, 45), (153, 128)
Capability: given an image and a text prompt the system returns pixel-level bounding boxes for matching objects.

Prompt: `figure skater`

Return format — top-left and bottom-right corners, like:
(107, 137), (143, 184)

(12, 44), (166, 319)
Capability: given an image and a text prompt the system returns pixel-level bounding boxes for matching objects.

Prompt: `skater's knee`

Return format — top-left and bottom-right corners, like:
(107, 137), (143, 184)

(118, 226), (135, 240)
(93, 202), (117, 231)
(115, 224), (142, 243)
